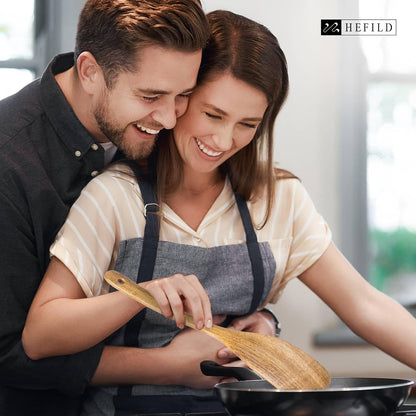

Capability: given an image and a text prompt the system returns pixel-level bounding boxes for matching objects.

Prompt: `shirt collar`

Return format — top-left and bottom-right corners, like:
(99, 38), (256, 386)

(162, 178), (236, 233)
(40, 53), (97, 159)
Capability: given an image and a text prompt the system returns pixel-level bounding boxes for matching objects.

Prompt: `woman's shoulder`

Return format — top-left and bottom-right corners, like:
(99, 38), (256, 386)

(274, 166), (298, 181)
(88, 163), (138, 190)
(272, 167), (302, 194)
(270, 168), (320, 217)
(100, 162), (136, 181)
(78, 162), (143, 206)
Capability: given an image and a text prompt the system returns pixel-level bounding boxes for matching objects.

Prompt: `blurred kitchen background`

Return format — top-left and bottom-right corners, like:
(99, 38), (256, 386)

(1, 0), (415, 379)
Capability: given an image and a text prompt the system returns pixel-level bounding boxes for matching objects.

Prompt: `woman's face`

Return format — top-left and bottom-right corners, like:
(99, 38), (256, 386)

(173, 72), (268, 175)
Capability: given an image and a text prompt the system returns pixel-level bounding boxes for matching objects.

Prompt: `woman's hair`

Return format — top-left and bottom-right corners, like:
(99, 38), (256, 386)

(156, 10), (293, 227)
(75, 0), (210, 88)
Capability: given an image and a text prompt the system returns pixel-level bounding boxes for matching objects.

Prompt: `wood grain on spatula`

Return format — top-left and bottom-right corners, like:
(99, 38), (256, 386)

(104, 270), (331, 390)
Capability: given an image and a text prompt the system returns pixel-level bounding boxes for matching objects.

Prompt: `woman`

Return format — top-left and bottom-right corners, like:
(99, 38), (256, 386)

(23, 9), (416, 416)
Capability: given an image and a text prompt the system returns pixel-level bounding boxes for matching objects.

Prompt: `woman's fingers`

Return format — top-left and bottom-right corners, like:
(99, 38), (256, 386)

(140, 279), (175, 319)
(181, 274), (212, 329)
(161, 276), (187, 328)
(139, 274), (212, 330)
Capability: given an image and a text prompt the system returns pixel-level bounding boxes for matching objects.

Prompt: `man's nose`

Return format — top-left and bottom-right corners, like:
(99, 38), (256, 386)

(152, 99), (177, 130)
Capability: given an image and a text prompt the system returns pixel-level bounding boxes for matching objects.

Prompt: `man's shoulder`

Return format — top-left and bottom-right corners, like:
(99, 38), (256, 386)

(0, 79), (43, 148)
(0, 81), (46, 189)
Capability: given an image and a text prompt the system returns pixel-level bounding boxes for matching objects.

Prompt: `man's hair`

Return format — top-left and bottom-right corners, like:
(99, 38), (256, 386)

(75, 0), (209, 87)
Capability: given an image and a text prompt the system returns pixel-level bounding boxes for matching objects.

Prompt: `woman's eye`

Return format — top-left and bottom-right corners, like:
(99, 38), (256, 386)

(241, 122), (257, 129)
(205, 112), (221, 120)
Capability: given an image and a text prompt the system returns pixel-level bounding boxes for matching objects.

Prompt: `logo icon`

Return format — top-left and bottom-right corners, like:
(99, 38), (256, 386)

(321, 20), (341, 36)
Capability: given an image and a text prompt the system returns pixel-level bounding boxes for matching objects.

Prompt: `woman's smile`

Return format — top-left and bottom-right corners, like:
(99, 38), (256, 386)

(174, 73), (268, 175)
(195, 137), (224, 158)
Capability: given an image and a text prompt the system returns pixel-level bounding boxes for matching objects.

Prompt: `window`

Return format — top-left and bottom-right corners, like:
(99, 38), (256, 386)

(0, 1), (37, 99)
(360, 0), (416, 304)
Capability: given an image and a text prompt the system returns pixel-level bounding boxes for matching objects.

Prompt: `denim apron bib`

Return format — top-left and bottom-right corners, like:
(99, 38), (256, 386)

(81, 168), (276, 416)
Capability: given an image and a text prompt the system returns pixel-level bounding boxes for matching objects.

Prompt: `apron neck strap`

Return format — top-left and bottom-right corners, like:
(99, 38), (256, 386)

(234, 192), (265, 315)
(130, 163), (160, 283)
(131, 167), (265, 314)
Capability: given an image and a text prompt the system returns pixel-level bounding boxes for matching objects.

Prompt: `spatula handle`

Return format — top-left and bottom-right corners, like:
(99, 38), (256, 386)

(105, 270), (198, 329)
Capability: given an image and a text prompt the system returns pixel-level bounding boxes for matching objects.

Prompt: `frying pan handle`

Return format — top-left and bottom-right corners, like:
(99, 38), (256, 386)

(200, 360), (263, 381)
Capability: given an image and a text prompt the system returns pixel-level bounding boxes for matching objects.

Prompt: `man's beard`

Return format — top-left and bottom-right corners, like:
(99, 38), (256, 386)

(94, 99), (156, 161)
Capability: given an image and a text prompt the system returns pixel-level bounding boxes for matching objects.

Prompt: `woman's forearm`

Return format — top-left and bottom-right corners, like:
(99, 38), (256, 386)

(22, 291), (143, 359)
(347, 289), (416, 370)
(300, 243), (416, 371)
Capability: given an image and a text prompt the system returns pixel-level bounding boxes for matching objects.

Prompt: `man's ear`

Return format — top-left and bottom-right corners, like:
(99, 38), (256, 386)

(76, 51), (104, 94)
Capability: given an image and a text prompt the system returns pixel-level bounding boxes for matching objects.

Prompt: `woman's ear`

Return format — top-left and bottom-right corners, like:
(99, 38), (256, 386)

(76, 51), (104, 94)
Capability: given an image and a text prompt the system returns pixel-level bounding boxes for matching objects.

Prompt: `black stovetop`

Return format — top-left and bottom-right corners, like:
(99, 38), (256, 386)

(129, 404), (416, 416)
(395, 403), (416, 415)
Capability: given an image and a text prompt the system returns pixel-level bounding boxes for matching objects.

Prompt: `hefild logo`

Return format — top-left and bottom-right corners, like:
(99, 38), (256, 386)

(321, 19), (397, 36)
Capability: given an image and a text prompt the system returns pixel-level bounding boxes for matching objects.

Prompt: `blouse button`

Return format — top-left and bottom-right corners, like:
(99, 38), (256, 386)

(74, 150), (82, 157)
(91, 170), (99, 177)
(91, 143), (99, 151)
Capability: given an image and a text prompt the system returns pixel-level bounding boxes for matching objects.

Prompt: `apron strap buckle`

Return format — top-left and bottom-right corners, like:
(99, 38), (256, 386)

(144, 203), (160, 217)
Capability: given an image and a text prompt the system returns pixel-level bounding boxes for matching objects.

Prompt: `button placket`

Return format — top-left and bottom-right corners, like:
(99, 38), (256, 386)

(192, 236), (201, 244)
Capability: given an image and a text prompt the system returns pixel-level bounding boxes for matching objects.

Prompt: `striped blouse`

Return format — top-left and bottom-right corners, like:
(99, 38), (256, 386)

(50, 163), (332, 306)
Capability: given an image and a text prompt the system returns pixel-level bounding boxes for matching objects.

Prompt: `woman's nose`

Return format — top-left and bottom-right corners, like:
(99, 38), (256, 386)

(212, 126), (234, 151)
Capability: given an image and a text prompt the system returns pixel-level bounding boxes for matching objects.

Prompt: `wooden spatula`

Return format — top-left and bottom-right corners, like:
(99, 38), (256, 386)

(104, 270), (330, 390)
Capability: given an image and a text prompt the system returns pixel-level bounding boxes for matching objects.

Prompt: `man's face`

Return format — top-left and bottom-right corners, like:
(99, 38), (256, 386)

(93, 46), (202, 160)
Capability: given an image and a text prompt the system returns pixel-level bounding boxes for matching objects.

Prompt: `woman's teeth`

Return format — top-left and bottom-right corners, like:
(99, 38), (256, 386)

(195, 138), (223, 157)
(136, 124), (160, 135)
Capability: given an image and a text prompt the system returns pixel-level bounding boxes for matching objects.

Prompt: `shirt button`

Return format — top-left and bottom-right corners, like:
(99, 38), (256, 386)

(91, 170), (99, 177)
(91, 143), (99, 151)
(75, 150), (82, 157)
(192, 236), (201, 244)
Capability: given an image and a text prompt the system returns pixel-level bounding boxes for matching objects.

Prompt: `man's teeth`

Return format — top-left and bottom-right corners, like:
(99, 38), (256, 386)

(196, 138), (223, 157)
(136, 124), (160, 135)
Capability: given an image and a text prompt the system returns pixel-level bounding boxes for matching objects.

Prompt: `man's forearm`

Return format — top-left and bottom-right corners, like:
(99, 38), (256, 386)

(90, 345), (174, 386)
(0, 339), (104, 395)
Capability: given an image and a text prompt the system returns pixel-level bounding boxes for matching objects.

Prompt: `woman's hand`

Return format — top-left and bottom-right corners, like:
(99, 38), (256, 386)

(140, 273), (212, 331)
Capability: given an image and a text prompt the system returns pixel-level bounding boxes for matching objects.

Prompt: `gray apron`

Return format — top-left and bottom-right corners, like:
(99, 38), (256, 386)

(81, 167), (276, 416)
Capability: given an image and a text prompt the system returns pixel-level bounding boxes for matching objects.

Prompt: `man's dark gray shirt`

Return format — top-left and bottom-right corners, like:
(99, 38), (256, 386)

(0, 53), (107, 416)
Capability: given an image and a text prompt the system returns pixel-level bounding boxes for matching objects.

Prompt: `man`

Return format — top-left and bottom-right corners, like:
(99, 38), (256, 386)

(0, 1), (279, 415)
(0, 1), (209, 415)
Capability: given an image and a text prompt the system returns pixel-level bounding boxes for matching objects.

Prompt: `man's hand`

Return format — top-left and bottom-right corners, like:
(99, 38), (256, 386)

(165, 327), (229, 389)
(217, 311), (277, 361)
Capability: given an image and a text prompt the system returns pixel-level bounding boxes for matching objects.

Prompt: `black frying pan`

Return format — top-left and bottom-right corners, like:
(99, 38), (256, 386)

(200, 361), (415, 416)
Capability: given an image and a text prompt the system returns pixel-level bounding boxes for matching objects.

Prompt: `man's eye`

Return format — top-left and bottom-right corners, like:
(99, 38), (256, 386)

(142, 96), (158, 102)
(178, 93), (192, 99)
